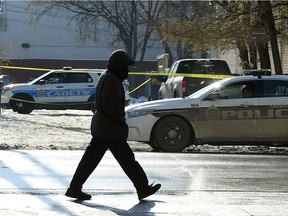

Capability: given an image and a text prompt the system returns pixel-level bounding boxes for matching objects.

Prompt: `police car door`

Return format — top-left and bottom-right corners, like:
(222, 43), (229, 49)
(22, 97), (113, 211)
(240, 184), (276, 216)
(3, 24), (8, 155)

(256, 79), (288, 143)
(199, 80), (259, 142)
(64, 72), (95, 104)
(34, 72), (67, 104)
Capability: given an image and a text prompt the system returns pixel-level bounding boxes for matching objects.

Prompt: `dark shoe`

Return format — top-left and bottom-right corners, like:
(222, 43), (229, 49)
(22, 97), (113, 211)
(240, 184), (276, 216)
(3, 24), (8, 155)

(65, 188), (92, 200)
(137, 183), (161, 201)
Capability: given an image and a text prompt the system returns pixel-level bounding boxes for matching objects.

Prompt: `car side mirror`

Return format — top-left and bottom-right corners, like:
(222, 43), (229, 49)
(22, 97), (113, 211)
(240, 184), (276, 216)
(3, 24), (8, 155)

(205, 91), (220, 100)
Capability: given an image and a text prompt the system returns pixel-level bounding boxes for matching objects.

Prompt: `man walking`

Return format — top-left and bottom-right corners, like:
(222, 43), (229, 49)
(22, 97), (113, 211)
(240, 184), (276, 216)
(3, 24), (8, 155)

(65, 49), (161, 201)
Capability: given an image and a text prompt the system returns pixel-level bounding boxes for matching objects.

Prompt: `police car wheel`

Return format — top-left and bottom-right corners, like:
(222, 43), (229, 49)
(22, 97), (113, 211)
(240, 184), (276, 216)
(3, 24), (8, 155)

(90, 101), (96, 113)
(88, 95), (96, 113)
(153, 116), (191, 152)
(10, 95), (34, 114)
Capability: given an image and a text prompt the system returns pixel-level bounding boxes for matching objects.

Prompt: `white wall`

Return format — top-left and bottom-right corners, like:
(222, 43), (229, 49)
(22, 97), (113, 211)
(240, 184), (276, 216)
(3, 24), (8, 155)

(0, 1), (165, 61)
(219, 49), (242, 74)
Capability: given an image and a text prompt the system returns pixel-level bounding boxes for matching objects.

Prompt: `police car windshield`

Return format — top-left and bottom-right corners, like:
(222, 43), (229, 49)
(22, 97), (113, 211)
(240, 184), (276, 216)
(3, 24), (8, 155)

(28, 71), (53, 84)
(188, 78), (229, 99)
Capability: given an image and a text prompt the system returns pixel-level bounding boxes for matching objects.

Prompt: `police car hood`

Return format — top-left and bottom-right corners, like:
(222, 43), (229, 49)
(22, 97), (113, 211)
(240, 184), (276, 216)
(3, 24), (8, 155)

(125, 97), (191, 112)
(4, 83), (30, 88)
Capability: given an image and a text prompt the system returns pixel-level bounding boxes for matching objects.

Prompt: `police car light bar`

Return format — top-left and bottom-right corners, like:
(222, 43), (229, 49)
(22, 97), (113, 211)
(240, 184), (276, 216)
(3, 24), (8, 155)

(242, 69), (271, 78)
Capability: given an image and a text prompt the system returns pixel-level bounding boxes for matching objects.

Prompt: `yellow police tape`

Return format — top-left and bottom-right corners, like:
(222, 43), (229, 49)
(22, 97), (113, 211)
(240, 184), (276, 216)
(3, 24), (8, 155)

(0, 66), (104, 74)
(0, 65), (233, 79)
(0, 65), (53, 71)
(0, 78), (152, 106)
(129, 78), (151, 94)
(0, 79), (152, 106)
(0, 65), (232, 106)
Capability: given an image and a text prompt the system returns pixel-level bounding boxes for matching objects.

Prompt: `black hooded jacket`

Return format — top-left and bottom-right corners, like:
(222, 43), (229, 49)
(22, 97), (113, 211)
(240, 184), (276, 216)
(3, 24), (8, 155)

(91, 50), (134, 142)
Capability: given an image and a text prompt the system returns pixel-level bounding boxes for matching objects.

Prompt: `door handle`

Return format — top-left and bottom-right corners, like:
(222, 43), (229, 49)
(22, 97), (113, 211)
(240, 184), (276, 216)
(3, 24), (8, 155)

(56, 86), (64, 88)
(87, 85), (94, 87)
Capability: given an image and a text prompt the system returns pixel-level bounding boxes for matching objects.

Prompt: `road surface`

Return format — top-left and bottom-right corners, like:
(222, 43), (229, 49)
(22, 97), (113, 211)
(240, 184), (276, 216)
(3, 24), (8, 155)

(1, 150), (288, 215)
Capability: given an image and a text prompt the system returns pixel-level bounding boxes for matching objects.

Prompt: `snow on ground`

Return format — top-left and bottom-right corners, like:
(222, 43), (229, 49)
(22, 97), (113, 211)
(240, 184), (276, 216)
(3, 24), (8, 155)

(0, 108), (288, 155)
(0, 109), (92, 150)
(0, 108), (152, 151)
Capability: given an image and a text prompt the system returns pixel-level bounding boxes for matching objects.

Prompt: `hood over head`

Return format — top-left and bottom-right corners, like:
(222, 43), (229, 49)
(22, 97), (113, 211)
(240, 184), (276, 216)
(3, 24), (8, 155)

(107, 49), (135, 81)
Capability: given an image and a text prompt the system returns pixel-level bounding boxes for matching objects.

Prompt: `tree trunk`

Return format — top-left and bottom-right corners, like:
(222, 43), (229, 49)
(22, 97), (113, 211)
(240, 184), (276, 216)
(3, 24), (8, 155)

(258, 1), (282, 74)
(236, 40), (250, 69)
(248, 41), (257, 69)
(162, 42), (174, 66)
(257, 41), (271, 69)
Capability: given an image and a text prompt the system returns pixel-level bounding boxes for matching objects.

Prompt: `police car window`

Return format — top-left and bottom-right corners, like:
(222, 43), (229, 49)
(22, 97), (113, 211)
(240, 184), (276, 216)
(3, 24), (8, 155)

(38, 73), (66, 84)
(70, 73), (93, 83)
(263, 80), (288, 97)
(218, 83), (242, 99)
(218, 81), (255, 99)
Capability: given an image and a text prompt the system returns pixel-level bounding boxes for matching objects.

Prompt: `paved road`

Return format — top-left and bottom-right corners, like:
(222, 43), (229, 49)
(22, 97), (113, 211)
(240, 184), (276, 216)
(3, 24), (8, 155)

(0, 150), (288, 215)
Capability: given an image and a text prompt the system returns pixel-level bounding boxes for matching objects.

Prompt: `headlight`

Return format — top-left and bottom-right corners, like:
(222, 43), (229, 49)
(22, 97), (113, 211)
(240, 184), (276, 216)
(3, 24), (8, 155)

(2, 85), (14, 94)
(127, 109), (154, 119)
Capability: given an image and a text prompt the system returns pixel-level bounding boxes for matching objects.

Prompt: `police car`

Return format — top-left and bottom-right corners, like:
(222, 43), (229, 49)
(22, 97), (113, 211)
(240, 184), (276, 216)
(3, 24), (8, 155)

(1, 67), (104, 114)
(126, 70), (288, 152)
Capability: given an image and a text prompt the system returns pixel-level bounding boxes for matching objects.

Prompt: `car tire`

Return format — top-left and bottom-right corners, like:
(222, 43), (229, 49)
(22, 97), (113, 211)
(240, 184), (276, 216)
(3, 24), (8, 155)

(88, 94), (96, 113)
(148, 140), (161, 152)
(153, 116), (191, 152)
(90, 101), (96, 113)
(10, 94), (34, 114)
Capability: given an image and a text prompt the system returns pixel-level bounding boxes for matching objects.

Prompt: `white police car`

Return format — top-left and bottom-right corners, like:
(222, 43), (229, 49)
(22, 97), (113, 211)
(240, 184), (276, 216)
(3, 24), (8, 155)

(1, 67), (104, 114)
(126, 71), (288, 152)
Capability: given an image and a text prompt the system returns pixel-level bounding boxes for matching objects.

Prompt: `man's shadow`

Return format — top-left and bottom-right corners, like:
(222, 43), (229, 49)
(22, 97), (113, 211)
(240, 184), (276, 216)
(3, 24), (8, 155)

(73, 199), (165, 216)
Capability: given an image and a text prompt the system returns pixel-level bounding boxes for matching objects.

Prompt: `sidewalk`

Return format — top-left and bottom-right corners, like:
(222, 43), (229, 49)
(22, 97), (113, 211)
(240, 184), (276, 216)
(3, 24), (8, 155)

(1, 150), (288, 216)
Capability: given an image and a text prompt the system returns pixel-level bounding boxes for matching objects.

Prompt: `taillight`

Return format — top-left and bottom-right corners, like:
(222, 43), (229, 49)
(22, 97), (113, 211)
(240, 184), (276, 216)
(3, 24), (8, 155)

(182, 81), (187, 92)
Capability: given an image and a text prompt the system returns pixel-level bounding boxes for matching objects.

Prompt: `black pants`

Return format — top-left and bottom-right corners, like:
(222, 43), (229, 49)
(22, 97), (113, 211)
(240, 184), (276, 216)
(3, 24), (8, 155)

(69, 137), (149, 192)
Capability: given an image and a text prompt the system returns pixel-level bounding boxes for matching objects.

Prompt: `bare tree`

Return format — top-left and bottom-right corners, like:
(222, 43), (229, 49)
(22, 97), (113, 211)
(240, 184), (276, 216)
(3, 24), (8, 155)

(149, 1), (205, 63)
(28, 0), (167, 62)
(156, 0), (288, 72)
(258, 1), (282, 74)
(137, 1), (165, 61)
